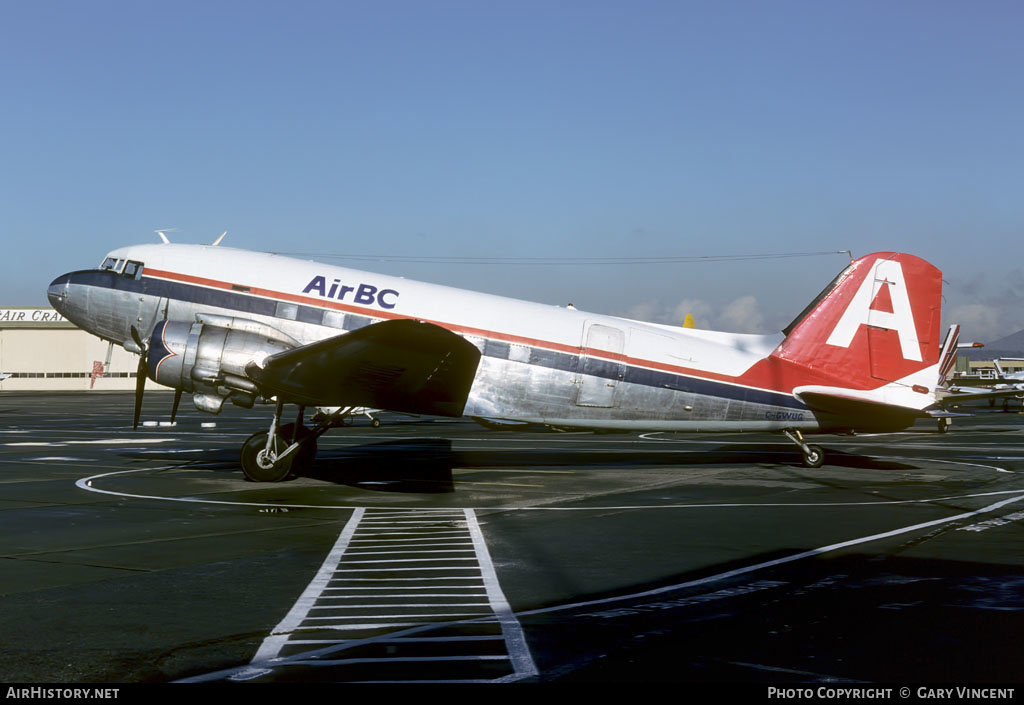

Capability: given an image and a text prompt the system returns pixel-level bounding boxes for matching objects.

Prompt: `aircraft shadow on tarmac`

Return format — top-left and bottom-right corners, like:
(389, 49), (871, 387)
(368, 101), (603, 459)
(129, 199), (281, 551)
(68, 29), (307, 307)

(122, 440), (917, 492)
(525, 550), (1024, 683)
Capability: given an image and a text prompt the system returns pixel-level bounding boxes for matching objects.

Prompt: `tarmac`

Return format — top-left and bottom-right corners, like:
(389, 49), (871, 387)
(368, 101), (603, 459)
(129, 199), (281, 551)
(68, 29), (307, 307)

(1, 391), (1022, 683)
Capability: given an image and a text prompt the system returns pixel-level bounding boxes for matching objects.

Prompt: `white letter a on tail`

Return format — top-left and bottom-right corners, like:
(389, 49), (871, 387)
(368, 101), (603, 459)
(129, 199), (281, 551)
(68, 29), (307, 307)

(825, 259), (921, 361)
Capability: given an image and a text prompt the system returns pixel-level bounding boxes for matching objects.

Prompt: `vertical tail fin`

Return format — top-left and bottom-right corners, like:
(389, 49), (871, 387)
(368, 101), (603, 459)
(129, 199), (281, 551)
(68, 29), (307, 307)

(773, 252), (943, 390)
(937, 324), (960, 387)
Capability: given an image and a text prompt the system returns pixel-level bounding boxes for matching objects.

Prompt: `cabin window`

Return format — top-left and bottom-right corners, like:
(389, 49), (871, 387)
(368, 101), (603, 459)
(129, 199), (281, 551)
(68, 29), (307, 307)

(484, 340), (510, 360)
(297, 307), (324, 325)
(323, 311), (345, 329)
(275, 302), (298, 320)
(346, 315), (370, 331)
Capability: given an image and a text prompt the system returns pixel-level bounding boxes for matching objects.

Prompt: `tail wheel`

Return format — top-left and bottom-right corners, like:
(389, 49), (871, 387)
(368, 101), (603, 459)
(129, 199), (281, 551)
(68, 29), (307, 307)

(371, 418), (381, 428)
(240, 431), (294, 482)
(802, 444), (825, 468)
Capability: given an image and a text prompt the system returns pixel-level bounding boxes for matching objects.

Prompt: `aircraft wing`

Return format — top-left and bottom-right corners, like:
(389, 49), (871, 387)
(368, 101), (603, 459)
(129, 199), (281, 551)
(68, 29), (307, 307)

(245, 319), (482, 416)
(937, 385), (1024, 406)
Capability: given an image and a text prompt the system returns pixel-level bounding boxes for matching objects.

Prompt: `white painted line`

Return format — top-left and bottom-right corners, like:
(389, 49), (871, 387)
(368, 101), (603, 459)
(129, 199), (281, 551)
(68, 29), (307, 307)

(517, 491), (1024, 618)
(285, 655), (510, 666)
(27, 457), (93, 462)
(465, 508), (538, 680)
(349, 540), (475, 546)
(73, 462), (1023, 512)
(343, 550), (477, 557)
(330, 577), (484, 582)
(309, 603), (491, 609)
(339, 558), (479, 564)
(249, 508), (365, 663)
(334, 567), (482, 572)
(304, 612), (489, 619)
(324, 587), (485, 591)
(321, 594), (488, 598)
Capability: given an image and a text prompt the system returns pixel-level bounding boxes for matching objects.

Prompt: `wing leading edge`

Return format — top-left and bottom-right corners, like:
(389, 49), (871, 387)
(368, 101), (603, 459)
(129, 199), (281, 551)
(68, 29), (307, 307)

(245, 319), (482, 416)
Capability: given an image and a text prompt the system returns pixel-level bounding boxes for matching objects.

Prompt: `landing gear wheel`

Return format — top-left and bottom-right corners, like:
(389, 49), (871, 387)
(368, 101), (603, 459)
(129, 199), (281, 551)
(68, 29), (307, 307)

(937, 418), (951, 434)
(802, 444), (824, 469)
(371, 418), (381, 428)
(240, 431), (294, 482)
(278, 423), (318, 469)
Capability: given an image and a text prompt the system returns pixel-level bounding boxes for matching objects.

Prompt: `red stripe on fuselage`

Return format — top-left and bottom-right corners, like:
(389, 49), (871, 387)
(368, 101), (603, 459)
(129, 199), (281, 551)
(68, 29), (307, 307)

(141, 268), (880, 396)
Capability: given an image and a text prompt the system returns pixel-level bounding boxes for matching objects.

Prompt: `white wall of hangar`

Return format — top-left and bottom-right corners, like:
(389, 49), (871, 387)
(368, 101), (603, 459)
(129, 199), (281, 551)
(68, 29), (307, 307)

(0, 307), (161, 392)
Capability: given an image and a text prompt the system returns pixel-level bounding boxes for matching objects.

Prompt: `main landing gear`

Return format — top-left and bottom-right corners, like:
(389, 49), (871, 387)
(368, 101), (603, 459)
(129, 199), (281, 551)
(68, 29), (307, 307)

(239, 401), (343, 482)
(782, 428), (825, 468)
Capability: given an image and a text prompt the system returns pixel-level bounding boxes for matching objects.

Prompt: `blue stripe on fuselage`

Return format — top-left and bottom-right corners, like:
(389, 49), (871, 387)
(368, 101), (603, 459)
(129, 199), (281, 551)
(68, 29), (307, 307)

(67, 269), (806, 411)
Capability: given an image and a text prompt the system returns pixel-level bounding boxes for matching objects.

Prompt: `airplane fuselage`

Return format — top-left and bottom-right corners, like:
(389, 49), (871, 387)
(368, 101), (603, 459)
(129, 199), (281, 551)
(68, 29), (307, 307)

(48, 243), (827, 432)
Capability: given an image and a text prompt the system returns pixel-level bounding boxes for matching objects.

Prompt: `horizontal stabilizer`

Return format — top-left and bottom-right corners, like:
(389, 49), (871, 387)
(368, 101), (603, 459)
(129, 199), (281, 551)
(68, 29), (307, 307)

(246, 319), (482, 416)
(794, 387), (929, 432)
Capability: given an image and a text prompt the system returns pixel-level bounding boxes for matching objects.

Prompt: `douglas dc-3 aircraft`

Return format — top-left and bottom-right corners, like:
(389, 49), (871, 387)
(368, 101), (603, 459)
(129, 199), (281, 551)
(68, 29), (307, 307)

(48, 240), (954, 482)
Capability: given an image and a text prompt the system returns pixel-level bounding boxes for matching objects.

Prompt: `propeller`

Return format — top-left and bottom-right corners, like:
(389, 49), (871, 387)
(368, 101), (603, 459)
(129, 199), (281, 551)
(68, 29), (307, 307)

(131, 323), (184, 428)
(131, 325), (148, 430)
(170, 388), (182, 424)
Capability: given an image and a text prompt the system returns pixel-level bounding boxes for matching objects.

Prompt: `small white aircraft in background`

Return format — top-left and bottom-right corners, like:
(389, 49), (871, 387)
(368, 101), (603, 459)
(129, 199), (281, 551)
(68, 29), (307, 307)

(937, 350), (1024, 412)
(49, 237), (950, 481)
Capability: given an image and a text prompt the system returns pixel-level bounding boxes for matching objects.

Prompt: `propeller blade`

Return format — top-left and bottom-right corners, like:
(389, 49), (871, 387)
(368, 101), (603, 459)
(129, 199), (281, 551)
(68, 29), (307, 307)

(170, 388), (182, 424)
(131, 325), (145, 350)
(130, 325), (149, 430)
(133, 354), (146, 430)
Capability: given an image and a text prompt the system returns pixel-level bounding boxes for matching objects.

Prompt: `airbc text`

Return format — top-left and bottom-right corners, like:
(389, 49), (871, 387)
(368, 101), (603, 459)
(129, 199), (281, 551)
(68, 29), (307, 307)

(302, 276), (400, 310)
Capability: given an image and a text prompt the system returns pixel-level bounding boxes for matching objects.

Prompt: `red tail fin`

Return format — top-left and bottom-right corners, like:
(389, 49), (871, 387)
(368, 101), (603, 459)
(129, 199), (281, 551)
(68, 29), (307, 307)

(773, 252), (943, 388)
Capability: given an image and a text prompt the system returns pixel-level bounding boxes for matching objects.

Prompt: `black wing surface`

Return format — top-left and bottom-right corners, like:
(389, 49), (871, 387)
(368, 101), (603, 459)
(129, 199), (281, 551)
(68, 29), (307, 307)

(245, 319), (482, 416)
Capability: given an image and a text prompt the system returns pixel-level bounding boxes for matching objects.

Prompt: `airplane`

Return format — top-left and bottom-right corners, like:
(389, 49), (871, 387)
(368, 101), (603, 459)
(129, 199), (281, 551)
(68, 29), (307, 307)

(948, 357), (1024, 387)
(938, 355), (1024, 412)
(48, 239), (949, 482)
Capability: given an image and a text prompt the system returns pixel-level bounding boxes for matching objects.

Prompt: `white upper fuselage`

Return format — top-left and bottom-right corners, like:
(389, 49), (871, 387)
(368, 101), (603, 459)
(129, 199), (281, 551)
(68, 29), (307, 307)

(51, 242), (829, 431)
(105, 242), (783, 378)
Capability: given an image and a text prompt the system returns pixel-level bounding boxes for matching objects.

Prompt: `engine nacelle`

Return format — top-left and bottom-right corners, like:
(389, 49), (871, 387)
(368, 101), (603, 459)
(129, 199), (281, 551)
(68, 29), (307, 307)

(145, 316), (298, 413)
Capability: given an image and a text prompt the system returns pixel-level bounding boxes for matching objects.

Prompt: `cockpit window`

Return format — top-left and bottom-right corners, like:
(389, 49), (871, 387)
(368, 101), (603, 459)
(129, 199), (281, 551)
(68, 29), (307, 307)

(123, 260), (144, 279)
(100, 257), (144, 278)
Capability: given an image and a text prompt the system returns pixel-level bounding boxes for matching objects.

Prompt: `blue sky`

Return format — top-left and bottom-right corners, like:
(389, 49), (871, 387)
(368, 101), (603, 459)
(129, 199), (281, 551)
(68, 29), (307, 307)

(3, 1), (1022, 340)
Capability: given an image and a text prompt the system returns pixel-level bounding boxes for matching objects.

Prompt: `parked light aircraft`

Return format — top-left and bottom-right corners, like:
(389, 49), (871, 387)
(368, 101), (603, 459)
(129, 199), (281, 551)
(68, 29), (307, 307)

(48, 240), (950, 481)
(938, 353), (1024, 411)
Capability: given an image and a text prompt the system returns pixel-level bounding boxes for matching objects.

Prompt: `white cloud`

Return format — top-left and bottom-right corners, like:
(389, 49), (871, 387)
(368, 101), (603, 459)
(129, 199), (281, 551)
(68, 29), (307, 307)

(615, 295), (774, 333)
(719, 295), (766, 333)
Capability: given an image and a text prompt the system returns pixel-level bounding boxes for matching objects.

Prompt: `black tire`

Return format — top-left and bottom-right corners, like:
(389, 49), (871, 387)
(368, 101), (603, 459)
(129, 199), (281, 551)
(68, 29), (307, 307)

(937, 418), (951, 434)
(802, 444), (825, 468)
(371, 418), (381, 428)
(240, 430), (294, 482)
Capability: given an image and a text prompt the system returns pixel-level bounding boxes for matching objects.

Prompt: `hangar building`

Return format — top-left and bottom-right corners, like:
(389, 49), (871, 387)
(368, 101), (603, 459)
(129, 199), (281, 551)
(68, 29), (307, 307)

(0, 307), (159, 391)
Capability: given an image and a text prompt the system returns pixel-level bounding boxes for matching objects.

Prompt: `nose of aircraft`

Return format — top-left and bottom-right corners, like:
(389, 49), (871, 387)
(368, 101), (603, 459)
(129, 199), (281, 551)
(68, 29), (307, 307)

(47, 273), (71, 314)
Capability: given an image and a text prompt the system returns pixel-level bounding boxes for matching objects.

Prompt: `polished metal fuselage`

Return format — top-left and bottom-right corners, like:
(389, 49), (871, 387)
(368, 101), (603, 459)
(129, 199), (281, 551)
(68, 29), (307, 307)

(48, 244), (822, 433)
